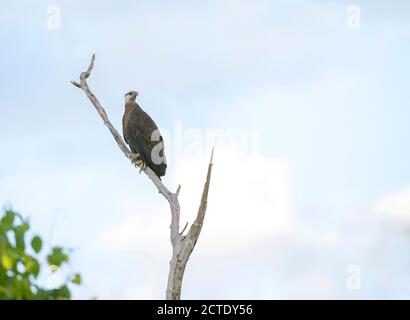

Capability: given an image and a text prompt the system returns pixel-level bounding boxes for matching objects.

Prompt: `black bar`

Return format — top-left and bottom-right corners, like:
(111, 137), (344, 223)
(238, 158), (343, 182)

(0, 300), (406, 318)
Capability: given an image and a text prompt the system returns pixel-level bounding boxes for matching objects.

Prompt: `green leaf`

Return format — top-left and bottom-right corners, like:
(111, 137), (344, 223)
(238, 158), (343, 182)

(14, 225), (27, 253)
(1, 253), (13, 270)
(0, 234), (11, 252)
(47, 247), (69, 268)
(24, 256), (40, 278)
(58, 285), (71, 299)
(0, 211), (15, 230)
(35, 287), (49, 300)
(21, 276), (33, 299)
(72, 273), (82, 285)
(14, 276), (23, 300)
(31, 236), (42, 253)
(1, 284), (15, 299)
(49, 285), (71, 300)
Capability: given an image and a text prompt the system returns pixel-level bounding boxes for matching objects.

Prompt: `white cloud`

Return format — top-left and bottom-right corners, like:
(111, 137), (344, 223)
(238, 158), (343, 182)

(283, 271), (338, 299)
(100, 148), (297, 257)
(373, 186), (410, 225)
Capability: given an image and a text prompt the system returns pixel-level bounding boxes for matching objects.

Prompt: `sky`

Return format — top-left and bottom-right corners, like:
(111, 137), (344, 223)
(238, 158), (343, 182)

(1, 0), (410, 299)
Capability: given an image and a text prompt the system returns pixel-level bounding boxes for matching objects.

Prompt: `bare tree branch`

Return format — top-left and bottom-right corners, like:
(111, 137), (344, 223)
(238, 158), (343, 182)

(166, 150), (214, 299)
(72, 55), (213, 300)
(187, 147), (213, 241)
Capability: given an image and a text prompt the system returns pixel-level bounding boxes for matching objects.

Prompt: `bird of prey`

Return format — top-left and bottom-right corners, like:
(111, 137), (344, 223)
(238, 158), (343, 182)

(122, 91), (167, 178)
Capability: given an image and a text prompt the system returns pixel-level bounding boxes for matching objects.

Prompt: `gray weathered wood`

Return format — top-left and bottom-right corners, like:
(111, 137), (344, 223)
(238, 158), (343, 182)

(72, 55), (213, 300)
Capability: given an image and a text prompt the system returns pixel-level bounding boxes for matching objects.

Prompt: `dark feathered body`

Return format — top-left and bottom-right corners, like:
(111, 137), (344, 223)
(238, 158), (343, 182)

(123, 102), (167, 177)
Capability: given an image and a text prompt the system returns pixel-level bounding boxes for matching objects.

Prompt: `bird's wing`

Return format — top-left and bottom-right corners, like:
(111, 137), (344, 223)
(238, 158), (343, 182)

(138, 109), (165, 164)
(123, 103), (167, 176)
(122, 105), (131, 146)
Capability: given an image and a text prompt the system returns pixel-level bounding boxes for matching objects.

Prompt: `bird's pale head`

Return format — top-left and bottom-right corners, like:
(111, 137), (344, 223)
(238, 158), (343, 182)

(124, 91), (139, 104)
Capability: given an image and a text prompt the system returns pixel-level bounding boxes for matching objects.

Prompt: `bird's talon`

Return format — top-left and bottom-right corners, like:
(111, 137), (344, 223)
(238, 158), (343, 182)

(139, 162), (147, 173)
(130, 153), (146, 172)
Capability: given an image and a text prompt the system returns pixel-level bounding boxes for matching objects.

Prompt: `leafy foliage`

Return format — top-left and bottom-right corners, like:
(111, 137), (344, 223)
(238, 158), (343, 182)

(0, 209), (82, 299)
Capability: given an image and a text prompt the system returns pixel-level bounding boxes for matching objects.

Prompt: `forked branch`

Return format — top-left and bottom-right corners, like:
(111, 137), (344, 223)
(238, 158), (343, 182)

(72, 55), (213, 300)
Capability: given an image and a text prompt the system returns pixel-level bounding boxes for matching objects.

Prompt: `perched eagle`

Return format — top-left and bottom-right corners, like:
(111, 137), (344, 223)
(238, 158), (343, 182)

(122, 91), (167, 178)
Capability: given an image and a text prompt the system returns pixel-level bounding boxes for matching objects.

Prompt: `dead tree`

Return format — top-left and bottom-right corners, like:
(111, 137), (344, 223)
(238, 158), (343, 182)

(71, 55), (213, 300)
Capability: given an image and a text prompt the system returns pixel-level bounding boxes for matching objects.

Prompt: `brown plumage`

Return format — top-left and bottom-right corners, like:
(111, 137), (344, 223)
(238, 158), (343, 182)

(122, 91), (167, 178)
